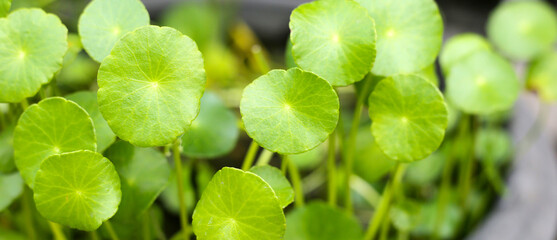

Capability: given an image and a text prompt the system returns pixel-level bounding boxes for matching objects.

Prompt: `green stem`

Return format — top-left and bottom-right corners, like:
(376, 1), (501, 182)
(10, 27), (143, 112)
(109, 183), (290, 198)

(39, 88), (47, 100)
(22, 187), (36, 240)
(20, 98), (29, 111)
(251, 45), (270, 74)
(48, 221), (66, 240)
(255, 149), (274, 166)
(364, 163), (405, 240)
(327, 132), (337, 206)
(242, 141), (259, 170)
(287, 155), (305, 206)
(350, 174), (380, 208)
(103, 220), (119, 240)
(173, 138), (190, 240)
(397, 231), (409, 240)
(459, 115), (477, 208)
(281, 156), (288, 175)
(151, 207), (167, 240)
(379, 214), (391, 240)
(483, 158), (506, 195)
(344, 78), (373, 212)
(143, 210), (151, 240)
(90, 230), (99, 240)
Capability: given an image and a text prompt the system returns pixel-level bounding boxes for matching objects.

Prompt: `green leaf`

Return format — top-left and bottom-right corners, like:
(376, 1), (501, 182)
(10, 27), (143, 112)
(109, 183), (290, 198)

(182, 91), (239, 158)
(192, 167), (285, 240)
(249, 165), (294, 208)
(285, 202), (363, 240)
(98, 25), (206, 147)
(104, 141), (170, 221)
(0, 8), (68, 103)
(240, 68), (339, 154)
(353, 127), (395, 183)
(66, 91), (116, 153)
(446, 51), (520, 114)
(389, 200), (420, 232)
(439, 33), (492, 74)
(415, 64), (439, 87)
(160, 161), (195, 214)
(34, 150), (121, 231)
(0, 0), (11, 17)
(487, 0), (557, 60)
(368, 75), (447, 162)
(78, 0), (149, 62)
(289, 0), (376, 86)
(14, 97), (96, 188)
(527, 51), (557, 102)
(405, 150), (444, 185)
(289, 141), (326, 170)
(355, 0), (443, 76)
(475, 128), (512, 165)
(0, 125), (15, 173)
(0, 172), (23, 211)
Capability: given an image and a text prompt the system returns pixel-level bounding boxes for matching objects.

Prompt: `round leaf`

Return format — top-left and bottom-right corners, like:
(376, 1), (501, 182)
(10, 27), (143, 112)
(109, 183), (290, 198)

(353, 127), (395, 183)
(14, 97), (96, 188)
(78, 0), (149, 62)
(181, 91), (239, 158)
(355, 0), (443, 76)
(289, 0), (376, 86)
(487, 1), (557, 60)
(66, 91), (116, 153)
(192, 167), (285, 240)
(446, 51), (520, 114)
(34, 150), (121, 231)
(0, 172), (23, 211)
(285, 202), (363, 240)
(0, 8), (68, 103)
(368, 75), (448, 162)
(240, 68), (339, 154)
(249, 165), (294, 208)
(97, 25), (206, 147)
(439, 33), (492, 74)
(527, 51), (557, 102)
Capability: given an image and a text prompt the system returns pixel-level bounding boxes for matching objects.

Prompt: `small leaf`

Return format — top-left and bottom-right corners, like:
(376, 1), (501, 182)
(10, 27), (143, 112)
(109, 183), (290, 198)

(368, 75), (448, 162)
(0, 8), (68, 103)
(446, 51), (519, 114)
(182, 91), (239, 158)
(290, 0), (376, 86)
(78, 0), (149, 62)
(355, 0), (443, 76)
(14, 97), (96, 188)
(439, 33), (492, 74)
(192, 167), (285, 240)
(97, 25), (206, 147)
(34, 150), (121, 231)
(249, 165), (294, 208)
(527, 51), (557, 102)
(240, 68), (339, 154)
(66, 91), (116, 153)
(0, 172), (23, 211)
(0, 0), (11, 17)
(285, 202), (363, 240)
(487, 0), (557, 60)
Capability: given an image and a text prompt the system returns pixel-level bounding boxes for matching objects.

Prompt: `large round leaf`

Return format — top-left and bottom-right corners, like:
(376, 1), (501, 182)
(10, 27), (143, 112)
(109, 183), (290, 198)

(14, 97), (96, 188)
(439, 33), (492, 74)
(355, 0), (443, 76)
(0, 172), (23, 211)
(181, 91), (239, 158)
(97, 25), (206, 147)
(192, 167), (285, 240)
(289, 0), (376, 86)
(240, 68), (339, 154)
(78, 0), (149, 62)
(66, 91), (116, 153)
(34, 150), (121, 231)
(0, 8), (68, 103)
(446, 51), (519, 114)
(285, 202), (363, 240)
(368, 75), (447, 162)
(527, 51), (557, 102)
(487, 1), (557, 60)
(250, 165), (294, 208)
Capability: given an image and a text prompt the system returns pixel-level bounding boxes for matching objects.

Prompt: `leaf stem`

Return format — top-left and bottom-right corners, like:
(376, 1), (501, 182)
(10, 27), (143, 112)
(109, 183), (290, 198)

(364, 163), (405, 240)
(142, 210), (151, 240)
(379, 214), (391, 240)
(482, 158), (506, 195)
(251, 45), (270, 74)
(242, 141), (259, 170)
(103, 220), (119, 240)
(90, 230), (99, 240)
(172, 138), (190, 240)
(327, 132), (337, 206)
(281, 156), (288, 175)
(20, 98), (29, 111)
(255, 149), (274, 166)
(458, 115), (477, 208)
(22, 187), (36, 240)
(350, 174), (380, 208)
(48, 221), (66, 240)
(287, 155), (305, 206)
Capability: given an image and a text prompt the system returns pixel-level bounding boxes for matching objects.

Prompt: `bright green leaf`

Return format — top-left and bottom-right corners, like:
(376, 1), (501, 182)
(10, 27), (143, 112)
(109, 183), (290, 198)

(285, 201), (363, 240)
(439, 33), (492, 74)
(97, 25), (206, 147)
(182, 91), (239, 158)
(78, 0), (149, 62)
(0, 0), (11, 17)
(353, 127), (395, 183)
(487, 0), (557, 60)
(240, 68), (339, 154)
(192, 167), (285, 240)
(34, 150), (121, 231)
(290, 0), (376, 86)
(446, 51), (520, 114)
(527, 51), (557, 102)
(368, 75), (448, 162)
(14, 97), (96, 188)
(0, 172), (23, 211)
(66, 91), (116, 153)
(0, 8), (68, 103)
(249, 165), (294, 208)
(355, 0), (443, 76)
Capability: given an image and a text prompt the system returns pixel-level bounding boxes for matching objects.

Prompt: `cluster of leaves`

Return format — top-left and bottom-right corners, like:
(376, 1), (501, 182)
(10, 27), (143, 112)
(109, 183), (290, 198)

(0, 0), (556, 239)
